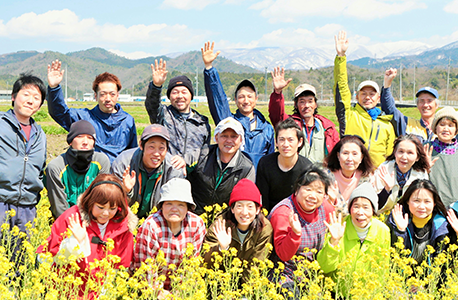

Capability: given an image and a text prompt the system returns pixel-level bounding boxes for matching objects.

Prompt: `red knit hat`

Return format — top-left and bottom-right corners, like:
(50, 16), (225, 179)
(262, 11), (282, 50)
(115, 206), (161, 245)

(229, 179), (262, 207)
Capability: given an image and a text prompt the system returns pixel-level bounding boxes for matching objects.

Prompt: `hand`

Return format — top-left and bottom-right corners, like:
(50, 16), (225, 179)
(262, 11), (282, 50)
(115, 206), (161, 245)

(423, 144), (439, 171)
(271, 66), (292, 94)
(324, 212), (346, 246)
(201, 41), (221, 69)
(171, 155), (187, 176)
(447, 209), (458, 234)
(151, 59), (168, 87)
(384, 68), (397, 88)
(47, 60), (65, 88)
(122, 166), (136, 192)
(335, 30), (349, 57)
(68, 213), (87, 244)
(289, 211), (301, 235)
(392, 204), (408, 232)
(213, 218), (232, 250)
(326, 181), (340, 205)
(378, 165), (395, 192)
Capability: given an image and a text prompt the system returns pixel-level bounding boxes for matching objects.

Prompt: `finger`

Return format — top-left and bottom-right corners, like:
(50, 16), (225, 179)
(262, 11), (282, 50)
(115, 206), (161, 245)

(227, 226), (231, 236)
(338, 212), (342, 224)
(286, 78), (293, 85)
(211, 41), (215, 51)
(130, 170), (136, 178)
(215, 50), (221, 58)
(324, 220), (331, 230)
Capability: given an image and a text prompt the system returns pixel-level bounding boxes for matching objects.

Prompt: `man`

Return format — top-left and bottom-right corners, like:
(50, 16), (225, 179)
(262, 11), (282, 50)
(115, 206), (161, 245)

(187, 117), (256, 215)
(111, 124), (184, 219)
(47, 60), (137, 163)
(145, 59), (211, 167)
(334, 31), (395, 167)
(0, 73), (47, 263)
(269, 66), (339, 162)
(44, 120), (110, 219)
(201, 41), (275, 168)
(256, 118), (313, 211)
(381, 68), (439, 143)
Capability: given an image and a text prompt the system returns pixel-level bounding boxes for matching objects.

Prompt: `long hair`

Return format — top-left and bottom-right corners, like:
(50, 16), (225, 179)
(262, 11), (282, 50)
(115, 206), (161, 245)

(224, 203), (266, 233)
(79, 174), (129, 223)
(324, 135), (374, 177)
(385, 134), (430, 173)
(397, 179), (447, 217)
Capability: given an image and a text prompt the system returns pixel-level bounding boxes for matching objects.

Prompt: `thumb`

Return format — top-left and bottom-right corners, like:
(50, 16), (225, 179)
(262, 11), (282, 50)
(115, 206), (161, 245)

(227, 226), (231, 236)
(286, 78), (293, 85)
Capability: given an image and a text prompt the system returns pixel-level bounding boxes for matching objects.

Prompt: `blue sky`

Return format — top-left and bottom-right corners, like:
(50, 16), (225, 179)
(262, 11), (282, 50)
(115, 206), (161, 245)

(1, 0), (458, 59)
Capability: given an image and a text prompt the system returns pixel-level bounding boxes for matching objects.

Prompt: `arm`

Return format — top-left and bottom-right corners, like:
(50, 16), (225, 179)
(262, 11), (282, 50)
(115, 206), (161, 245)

(96, 152), (111, 174)
(245, 165), (256, 183)
(386, 208), (409, 248)
(386, 124), (396, 158)
(316, 235), (342, 274)
(145, 59), (168, 124)
(333, 31), (351, 136)
(381, 68), (406, 136)
(269, 207), (301, 261)
(268, 66), (293, 128)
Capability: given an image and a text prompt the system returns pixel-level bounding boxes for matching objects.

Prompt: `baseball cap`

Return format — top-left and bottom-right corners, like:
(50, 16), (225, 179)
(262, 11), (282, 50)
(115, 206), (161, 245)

(357, 80), (380, 94)
(140, 124), (170, 142)
(234, 79), (257, 98)
(294, 84), (316, 98)
(416, 87), (439, 99)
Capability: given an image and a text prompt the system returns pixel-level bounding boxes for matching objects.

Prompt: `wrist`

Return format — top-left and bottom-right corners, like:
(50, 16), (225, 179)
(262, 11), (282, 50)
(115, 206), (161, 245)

(204, 64), (212, 70)
(330, 237), (340, 247)
(274, 89), (282, 94)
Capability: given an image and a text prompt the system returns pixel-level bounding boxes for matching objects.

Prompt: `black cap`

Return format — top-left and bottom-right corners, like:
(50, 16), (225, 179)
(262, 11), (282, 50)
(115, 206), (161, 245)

(67, 120), (96, 144)
(167, 75), (194, 100)
(234, 79), (257, 99)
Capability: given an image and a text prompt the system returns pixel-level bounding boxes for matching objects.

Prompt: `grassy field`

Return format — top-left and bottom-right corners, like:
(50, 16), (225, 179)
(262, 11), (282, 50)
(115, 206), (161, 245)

(0, 101), (421, 161)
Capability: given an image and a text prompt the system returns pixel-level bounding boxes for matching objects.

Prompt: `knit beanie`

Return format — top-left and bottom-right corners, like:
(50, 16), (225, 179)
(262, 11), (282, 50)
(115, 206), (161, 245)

(432, 106), (458, 134)
(229, 179), (262, 207)
(348, 182), (378, 212)
(67, 120), (96, 144)
(167, 75), (194, 100)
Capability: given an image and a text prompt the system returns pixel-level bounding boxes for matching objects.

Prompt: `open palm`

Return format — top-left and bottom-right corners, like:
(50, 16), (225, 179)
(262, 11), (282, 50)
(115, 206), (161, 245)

(324, 212), (346, 246)
(151, 59), (168, 87)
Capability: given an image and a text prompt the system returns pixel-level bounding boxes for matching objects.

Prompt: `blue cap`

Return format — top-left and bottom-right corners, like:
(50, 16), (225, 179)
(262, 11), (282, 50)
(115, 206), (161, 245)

(416, 87), (439, 99)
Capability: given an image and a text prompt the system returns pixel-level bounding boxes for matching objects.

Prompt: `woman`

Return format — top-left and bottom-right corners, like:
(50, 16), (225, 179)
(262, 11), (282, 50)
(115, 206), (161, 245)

(204, 179), (273, 286)
(428, 106), (458, 208)
(387, 179), (449, 264)
(373, 134), (429, 214)
(324, 135), (374, 213)
(317, 182), (391, 298)
(38, 174), (138, 299)
(268, 165), (334, 298)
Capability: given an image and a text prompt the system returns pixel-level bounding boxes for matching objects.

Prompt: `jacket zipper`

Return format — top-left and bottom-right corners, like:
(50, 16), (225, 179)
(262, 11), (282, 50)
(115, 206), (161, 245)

(375, 125), (380, 142)
(367, 120), (374, 151)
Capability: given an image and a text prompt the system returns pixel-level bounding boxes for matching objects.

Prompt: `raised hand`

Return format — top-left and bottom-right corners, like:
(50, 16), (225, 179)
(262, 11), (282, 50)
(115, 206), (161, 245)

(392, 204), (409, 232)
(378, 165), (395, 192)
(213, 218), (232, 250)
(335, 30), (349, 57)
(47, 60), (65, 88)
(447, 209), (458, 234)
(68, 213), (87, 244)
(122, 166), (136, 192)
(324, 211), (346, 246)
(289, 211), (301, 235)
(151, 59), (168, 87)
(271, 66), (292, 94)
(201, 41), (221, 69)
(171, 155), (187, 176)
(423, 144), (439, 171)
(384, 68), (397, 88)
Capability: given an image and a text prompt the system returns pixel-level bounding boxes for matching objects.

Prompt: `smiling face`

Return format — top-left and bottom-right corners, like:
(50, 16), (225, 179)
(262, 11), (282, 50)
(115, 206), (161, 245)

(170, 86), (192, 113)
(231, 201), (260, 231)
(70, 134), (95, 150)
(357, 86), (380, 110)
(162, 201), (188, 226)
(295, 180), (326, 212)
(350, 197), (373, 229)
(140, 136), (167, 172)
(337, 142), (363, 175)
(417, 92), (438, 120)
(408, 188), (434, 219)
(236, 86), (257, 118)
(92, 202), (118, 225)
(95, 81), (119, 113)
(296, 95), (317, 120)
(436, 118), (457, 144)
(12, 85), (42, 124)
(394, 140), (419, 174)
(215, 128), (242, 162)
(277, 128), (303, 159)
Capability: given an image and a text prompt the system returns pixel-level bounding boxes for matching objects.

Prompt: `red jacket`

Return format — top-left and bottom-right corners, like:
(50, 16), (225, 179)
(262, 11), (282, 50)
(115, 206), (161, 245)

(37, 205), (137, 299)
(269, 91), (339, 154)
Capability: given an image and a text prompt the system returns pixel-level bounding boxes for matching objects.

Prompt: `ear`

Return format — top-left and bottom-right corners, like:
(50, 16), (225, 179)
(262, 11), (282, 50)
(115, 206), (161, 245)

(255, 206), (261, 215)
(298, 137), (304, 148)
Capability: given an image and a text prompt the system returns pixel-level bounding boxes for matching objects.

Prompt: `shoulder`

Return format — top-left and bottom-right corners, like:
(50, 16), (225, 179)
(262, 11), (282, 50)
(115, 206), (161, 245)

(314, 114), (335, 127)
(322, 200), (335, 215)
(186, 212), (206, 227)
(92, 151), (110, 163)
(371, 218), (390, 232)
(46, 154), (67, 173)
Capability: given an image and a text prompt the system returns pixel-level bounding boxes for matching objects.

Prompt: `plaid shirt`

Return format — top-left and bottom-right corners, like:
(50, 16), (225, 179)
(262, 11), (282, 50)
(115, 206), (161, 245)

(132, 210), (206, 290)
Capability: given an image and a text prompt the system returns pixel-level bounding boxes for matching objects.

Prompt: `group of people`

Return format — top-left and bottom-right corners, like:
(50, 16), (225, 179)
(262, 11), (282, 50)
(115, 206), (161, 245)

(2, 30), (458, 299)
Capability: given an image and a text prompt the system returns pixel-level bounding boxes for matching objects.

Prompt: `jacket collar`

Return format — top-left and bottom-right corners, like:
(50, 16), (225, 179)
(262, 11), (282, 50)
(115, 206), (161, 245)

(344, 215), (378, 243)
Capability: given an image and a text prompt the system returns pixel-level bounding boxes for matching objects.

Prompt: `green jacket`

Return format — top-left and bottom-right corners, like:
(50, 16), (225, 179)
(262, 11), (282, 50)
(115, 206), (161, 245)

(334, 55), (395, 167)
(317, 216), (391, 297)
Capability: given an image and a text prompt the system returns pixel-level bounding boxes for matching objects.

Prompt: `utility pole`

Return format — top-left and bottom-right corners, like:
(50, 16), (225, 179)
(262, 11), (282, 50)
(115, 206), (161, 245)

(446, 57), (451, 101)
(413, 62), (416, 101)
(399, 63), (403, 101)
(265, 67), (268, 102)
(132, 84), (134, 97)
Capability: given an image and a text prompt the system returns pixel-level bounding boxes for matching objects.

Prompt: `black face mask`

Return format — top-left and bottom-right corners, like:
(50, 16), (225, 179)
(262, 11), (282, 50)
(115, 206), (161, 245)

(66, 147), (94, 174)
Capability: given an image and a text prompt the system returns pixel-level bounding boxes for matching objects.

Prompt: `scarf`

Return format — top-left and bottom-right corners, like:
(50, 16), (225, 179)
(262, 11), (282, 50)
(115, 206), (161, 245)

(66, 147), (94, 174)
(367, 107), (381, 121)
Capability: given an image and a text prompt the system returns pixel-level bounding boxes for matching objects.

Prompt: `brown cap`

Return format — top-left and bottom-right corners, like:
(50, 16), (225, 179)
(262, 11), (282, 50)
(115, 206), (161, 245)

(140, 124), (170, 142)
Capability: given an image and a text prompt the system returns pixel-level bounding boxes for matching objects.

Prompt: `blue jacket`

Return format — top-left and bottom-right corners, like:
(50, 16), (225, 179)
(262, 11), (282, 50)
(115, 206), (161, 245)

(0, 110), (46, 206)
(204, 67), (275, 168)
(47, 85), (138, 163)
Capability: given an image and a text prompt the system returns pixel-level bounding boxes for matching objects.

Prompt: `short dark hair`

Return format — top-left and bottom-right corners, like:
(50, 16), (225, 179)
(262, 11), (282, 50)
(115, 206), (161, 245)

(92, 72), (122, 93)
(398, 179), (447, 217)
(324, 135), (375, 177)
(275, 117), (305, 152)
(293, 91), (318, 115)
(12, 73), (47, 107)
(385, 134), (430, 173)
(294, 164), (332, 195)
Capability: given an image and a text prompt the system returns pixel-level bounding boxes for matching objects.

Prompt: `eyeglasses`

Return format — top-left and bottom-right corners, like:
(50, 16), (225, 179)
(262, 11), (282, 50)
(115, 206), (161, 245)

(98, 91), (118, 99)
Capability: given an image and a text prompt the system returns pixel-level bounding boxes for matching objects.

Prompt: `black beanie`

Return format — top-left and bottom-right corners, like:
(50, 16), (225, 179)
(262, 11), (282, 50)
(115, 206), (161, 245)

(67, 120), (96, 144)
(167, 75), (194, 100)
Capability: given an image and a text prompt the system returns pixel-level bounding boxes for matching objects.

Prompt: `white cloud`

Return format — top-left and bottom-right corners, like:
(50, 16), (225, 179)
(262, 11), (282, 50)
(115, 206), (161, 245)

(108, 49), (156, 60)
(251, 0), (426, 23)
(161, 0), (220, 10)
(444, 0), (458, 13)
